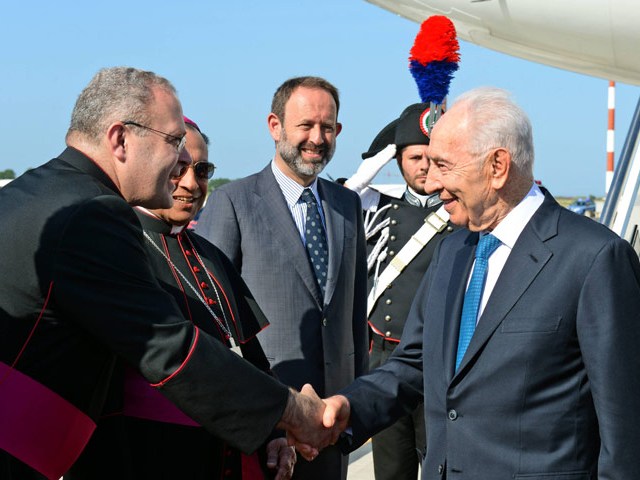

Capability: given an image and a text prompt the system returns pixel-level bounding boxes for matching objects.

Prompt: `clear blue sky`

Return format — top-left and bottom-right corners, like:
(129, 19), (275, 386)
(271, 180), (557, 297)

(1, 0), (638, 196)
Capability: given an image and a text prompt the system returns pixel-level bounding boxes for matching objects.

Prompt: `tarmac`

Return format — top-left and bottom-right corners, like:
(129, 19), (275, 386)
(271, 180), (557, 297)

(346, 440), (374, 479)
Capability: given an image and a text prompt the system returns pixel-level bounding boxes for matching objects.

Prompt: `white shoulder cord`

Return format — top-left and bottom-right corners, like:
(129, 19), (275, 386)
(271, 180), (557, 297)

(143, 231), (242, 356)
(364, 203), (392, 274)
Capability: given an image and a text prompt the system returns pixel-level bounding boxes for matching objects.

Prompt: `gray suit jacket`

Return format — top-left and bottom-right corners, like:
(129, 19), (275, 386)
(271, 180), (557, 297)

(196, 164), (368, 397)
(343, 192), (640, 479)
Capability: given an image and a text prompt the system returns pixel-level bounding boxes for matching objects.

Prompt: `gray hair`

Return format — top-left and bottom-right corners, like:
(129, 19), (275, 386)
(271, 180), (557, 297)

(453, 87), (534, 177)
(66, 66), (176, 143)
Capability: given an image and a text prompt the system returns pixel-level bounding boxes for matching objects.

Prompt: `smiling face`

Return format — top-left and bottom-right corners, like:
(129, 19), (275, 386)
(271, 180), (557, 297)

(425, 104), (498, 231)
(151, 126), (209, 226)
(121, 86), (187, 209)
(268, 86), (342, 186)
(398, 144), (430, 194)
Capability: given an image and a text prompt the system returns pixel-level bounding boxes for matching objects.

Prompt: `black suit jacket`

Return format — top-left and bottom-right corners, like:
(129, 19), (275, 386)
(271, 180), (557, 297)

(343, 192), (640, 479)
(0, 148), (288, 478)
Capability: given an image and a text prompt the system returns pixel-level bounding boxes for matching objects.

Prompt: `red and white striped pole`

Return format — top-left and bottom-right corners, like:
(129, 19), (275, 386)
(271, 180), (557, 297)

(606, 80), (615, 194)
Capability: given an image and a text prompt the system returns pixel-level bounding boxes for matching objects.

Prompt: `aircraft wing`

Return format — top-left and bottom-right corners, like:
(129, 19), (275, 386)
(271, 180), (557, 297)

(367, 0), (640, 85)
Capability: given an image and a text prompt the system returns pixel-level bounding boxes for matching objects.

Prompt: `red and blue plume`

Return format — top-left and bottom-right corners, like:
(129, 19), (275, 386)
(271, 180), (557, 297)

(409, 15), (460, 105)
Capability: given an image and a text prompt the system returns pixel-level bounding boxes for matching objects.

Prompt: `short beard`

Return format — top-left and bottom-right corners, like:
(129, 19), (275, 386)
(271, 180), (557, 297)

(277, 129), (335, 178)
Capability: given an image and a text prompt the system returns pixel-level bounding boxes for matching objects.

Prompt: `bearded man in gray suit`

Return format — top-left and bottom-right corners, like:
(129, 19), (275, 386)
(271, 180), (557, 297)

(196, 76), (368, 480)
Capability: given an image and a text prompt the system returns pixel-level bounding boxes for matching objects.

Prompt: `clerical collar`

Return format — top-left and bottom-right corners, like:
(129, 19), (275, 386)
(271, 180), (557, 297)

(135, 206), (186, 235)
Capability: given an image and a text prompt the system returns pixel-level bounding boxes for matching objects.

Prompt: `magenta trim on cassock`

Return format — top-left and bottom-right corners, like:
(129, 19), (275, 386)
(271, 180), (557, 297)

(123, 367), (200, 427)
(0, 362), (96, 480)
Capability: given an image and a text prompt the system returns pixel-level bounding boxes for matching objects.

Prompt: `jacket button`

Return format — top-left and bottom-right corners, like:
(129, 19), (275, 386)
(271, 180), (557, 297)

(384, 315), (391, 322)
(390, 235), (396, 241)
(392, 204), (399, 210)
(448, 409), (458, 421)
(385, 331), (392, 337)
(447, 226), (453, 232)
(438, 464), (444, 475)
(387, 283), (392, 289)
(391, 219), (397, 225)
(322, 318), (328, 327)
(389, 250), (395, 256)
(385, 299), (392, 305)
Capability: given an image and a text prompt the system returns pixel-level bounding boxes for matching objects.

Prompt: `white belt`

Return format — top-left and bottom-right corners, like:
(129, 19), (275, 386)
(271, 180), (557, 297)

(367, 205), (449, 316)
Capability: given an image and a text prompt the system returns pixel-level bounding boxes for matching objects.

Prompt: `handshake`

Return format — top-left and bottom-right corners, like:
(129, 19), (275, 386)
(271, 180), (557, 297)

(276, 384), (352, 460)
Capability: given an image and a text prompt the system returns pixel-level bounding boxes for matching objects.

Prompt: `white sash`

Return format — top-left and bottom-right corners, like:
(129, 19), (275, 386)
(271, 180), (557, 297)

(367, 205), (449, 316)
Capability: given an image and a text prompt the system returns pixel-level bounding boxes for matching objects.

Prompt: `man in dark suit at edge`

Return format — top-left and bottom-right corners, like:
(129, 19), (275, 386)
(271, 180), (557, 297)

(196, 76), (368, 480)
(318, 86), (640, 479)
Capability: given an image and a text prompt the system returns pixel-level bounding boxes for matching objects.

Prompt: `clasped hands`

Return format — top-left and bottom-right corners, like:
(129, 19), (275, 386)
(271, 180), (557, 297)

(277, 384), (351, 461)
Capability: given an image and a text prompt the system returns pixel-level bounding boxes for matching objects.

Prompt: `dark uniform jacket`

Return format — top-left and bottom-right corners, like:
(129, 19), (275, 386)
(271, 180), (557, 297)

(366, 191), (456, 342)
(0, 148), (288, 480)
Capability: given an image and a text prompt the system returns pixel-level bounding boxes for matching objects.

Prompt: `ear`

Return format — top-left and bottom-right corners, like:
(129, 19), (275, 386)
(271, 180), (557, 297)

(107, 122), (127, 163)
(489, 148), (511, 190)
(267, 113), (282, 142)
(335, 122), (343, 137)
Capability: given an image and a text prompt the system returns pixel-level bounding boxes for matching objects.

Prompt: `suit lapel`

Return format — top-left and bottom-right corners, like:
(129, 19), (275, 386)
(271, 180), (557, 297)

(253, 167), (323, 306)
(318, 180), (344, 306)
(453, 194), (560, 377)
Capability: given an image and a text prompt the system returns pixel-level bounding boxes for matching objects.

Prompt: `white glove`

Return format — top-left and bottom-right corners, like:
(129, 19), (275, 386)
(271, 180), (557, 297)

(345, 144), (397, 194)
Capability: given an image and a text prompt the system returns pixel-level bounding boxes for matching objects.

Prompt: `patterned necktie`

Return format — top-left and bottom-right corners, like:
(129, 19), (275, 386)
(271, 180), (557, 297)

(455, 233), (501, 370)
(300, 189), (328, 297)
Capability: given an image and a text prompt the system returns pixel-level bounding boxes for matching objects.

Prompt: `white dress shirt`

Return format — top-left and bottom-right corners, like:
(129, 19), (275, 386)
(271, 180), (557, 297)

(472, 183), (545, 322)
(271, 160), (326, 245)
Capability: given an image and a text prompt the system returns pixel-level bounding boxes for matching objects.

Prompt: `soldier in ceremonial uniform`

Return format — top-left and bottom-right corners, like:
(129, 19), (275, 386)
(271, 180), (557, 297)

(344, 103), (458, 480)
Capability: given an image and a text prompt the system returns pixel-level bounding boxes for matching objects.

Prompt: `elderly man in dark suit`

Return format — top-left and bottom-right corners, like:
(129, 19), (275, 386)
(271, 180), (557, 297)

(196, 76), (368, 480)
(320, 87), (640, 479)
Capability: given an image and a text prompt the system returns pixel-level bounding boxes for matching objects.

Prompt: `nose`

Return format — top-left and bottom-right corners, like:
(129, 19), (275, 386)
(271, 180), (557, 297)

(418, 155), (429, 172)
(424, 161), (442, 195)
(173, 147), (193, 178)
(178, 165), (199, 191)
(308, 125), (324, 145)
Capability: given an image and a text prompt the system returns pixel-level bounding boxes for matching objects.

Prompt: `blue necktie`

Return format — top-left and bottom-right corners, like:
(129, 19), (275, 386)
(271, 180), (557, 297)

(301, 189), (328, 297)
(455, 233), (501, 370)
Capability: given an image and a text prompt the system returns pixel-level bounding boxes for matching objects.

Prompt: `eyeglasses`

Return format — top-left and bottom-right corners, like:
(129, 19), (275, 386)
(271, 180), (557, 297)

(174, 161), (216, 180)
(123, 121), (187, 153)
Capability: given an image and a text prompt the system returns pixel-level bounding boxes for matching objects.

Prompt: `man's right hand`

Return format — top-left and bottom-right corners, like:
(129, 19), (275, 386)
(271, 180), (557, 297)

(276, 385), (332, 460)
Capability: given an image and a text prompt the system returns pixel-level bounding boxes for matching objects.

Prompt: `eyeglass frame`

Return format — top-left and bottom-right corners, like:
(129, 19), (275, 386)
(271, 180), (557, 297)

(174, 161), (216, 180)
(123, 120), (187, 153)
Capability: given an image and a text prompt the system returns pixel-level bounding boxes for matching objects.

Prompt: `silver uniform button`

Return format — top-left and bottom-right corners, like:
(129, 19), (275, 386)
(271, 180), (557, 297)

(389, 250), (395, 256)
(385, 299), (392, 305)
(385, 331), (392, 337)
(390, 235), (396, 241)
(322, 318), (327, 326)
(448, 409), (458, 421)
(384, 315), (391, 322)
(392, 204), (399, 210)
(391, 219), (397, 225)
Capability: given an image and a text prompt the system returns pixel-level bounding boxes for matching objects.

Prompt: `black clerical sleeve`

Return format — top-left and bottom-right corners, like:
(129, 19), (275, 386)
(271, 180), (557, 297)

(51, 194), (288, 453)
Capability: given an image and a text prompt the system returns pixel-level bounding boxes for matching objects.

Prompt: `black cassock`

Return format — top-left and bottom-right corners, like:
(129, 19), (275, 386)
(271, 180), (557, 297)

(69, 209), (277, 480)
(0, 148), (287, 480)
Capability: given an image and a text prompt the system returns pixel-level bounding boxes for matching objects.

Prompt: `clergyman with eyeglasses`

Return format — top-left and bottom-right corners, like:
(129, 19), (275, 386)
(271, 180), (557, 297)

(0, 67), (335, 480)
